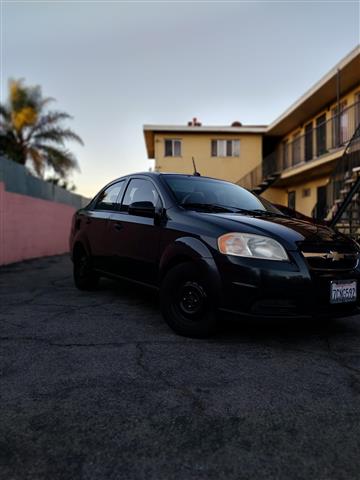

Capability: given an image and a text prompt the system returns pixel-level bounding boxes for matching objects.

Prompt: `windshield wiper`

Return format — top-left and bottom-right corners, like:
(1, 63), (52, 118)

(180, 202), (237, 213)
(180, 203), (286, 217)
(250, 209), (286, 217)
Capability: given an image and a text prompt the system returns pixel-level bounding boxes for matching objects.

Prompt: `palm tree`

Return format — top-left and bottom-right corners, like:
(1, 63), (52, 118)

(0, 79), (83, 178)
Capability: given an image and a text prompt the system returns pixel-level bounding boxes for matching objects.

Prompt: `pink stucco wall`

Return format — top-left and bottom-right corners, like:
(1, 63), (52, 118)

(0, 181), (76, 266)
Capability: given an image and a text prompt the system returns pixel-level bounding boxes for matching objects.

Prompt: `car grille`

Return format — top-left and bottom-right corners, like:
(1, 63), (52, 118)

(300, 242), (359, 271)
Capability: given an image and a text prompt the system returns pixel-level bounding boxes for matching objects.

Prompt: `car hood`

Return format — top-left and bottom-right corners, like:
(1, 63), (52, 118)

(203, 212), (356, 250)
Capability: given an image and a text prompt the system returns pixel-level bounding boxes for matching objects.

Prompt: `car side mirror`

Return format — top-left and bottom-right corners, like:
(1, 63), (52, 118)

(128, 201), (155, 218)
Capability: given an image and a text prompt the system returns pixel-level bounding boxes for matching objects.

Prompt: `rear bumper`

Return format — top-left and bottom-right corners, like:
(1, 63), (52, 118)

(214, 251), (360, 319)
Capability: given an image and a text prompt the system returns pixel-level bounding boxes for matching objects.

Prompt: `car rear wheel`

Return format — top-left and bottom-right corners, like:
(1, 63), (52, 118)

(73, 248), (99, 291)
(160, 262), (217, 338)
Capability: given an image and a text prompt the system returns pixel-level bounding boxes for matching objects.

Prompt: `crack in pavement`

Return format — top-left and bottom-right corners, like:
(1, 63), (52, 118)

(324, 335), (360, 390)
(0, 336), (192, 347)
(135, 343), (206, 414)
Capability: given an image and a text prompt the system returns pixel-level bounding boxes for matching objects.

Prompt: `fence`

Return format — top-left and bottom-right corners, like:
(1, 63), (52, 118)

(0, 155), (89, 208)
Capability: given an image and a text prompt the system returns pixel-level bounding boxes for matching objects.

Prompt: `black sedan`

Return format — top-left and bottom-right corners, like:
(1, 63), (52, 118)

(70, 172), (360, 337)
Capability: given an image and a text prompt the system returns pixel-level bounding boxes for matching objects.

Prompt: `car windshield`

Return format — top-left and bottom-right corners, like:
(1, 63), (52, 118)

(163, 175), (283, 214)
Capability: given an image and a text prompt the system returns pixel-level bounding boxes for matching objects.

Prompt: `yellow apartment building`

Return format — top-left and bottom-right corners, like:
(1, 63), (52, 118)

(143, 121), (266, 183)
(143, 45), (360, 220)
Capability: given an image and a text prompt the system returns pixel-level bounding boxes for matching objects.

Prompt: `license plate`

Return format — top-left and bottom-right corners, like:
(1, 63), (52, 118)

(330, 280), (357, 304)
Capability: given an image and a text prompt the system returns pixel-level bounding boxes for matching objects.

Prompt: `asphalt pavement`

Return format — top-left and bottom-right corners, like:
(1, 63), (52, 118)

(1, 255), (360, 479)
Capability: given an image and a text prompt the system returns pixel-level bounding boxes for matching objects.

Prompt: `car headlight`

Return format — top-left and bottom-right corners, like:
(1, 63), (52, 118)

(218, 233), (288, 261)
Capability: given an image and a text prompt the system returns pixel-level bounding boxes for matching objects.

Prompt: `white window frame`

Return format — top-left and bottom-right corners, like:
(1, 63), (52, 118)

(164, 139), (182, 157)
(211, 139), (240, 158)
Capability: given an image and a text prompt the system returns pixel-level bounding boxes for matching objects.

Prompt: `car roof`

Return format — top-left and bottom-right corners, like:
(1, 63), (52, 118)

(109, 171), (231, 184)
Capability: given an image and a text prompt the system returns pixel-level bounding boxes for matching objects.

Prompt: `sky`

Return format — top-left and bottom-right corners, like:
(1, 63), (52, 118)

(1, 0), (360, 197)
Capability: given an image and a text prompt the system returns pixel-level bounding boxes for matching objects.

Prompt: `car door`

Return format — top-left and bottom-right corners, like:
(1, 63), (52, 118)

(84, 180), (126, 270)
(107, 177), (162, 285)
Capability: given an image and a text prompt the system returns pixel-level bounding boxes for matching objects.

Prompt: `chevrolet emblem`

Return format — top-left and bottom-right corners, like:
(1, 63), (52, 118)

(303, 251), (346, 261)
(323, 251), (345, 262)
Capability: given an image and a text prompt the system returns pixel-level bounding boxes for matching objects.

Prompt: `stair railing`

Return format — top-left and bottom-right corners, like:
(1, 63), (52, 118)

(328, 123), (360, 229)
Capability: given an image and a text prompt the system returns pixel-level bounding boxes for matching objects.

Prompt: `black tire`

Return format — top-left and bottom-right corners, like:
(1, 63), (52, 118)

(160, 262), (218, 338)
(73, 248), (99, 291)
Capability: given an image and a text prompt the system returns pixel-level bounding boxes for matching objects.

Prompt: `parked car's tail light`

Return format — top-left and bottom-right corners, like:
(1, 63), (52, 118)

(218, 233), (288, 261)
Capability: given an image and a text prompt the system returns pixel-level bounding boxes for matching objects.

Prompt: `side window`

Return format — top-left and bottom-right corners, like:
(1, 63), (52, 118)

(121, 179), (159, 212)
(95, 181), (125, 211)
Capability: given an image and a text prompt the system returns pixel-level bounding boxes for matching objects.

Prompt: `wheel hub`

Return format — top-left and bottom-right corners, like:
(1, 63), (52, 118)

(179, 281), (206, 316)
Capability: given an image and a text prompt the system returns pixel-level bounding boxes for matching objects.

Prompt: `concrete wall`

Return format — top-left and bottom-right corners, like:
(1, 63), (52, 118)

(0, 156), (89, 266)
(0, 181), (76, 266)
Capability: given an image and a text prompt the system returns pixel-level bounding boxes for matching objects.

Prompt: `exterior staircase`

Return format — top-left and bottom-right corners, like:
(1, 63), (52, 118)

(236, 151), (280, 194)
(252, 173), (280, 195)
(325, 124), (360, 237)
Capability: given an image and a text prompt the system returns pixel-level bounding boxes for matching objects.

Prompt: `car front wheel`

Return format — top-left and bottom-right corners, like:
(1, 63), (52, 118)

(160, 262), (218, 338)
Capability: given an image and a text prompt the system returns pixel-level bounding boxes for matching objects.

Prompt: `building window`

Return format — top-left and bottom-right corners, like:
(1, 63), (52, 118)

(211, 140), (240, 157)
(316, 113), (327, 156)
(292, 132), (301, 165)
(331, 101), (348, 147)
(304, 122), (313, 162)
(164, 139), (181, 157)
(302, 188), (311, 198)
(282, 140), (289, 169)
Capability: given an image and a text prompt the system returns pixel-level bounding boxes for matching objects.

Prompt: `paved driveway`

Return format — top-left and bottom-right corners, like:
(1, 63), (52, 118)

(1, 255), (360, 479)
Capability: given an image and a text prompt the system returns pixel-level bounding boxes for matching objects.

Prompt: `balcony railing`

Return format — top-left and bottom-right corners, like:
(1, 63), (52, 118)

(277, 100), (360, 173)
(238, 101), (360, 190)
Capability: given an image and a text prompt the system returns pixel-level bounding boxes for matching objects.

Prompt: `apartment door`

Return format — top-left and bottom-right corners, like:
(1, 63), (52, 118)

(316, 114), (327, 156)
(316, 186), (327, 220)
(305, 122), (313, 162)
(288, 191), (296, 211)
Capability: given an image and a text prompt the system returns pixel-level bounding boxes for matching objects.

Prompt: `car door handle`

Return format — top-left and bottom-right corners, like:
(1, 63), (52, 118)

(114, 222), (123, 231)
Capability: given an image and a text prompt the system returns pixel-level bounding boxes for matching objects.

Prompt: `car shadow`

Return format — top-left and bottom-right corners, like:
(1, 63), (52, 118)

(216, 313), (353, 342)
(96, 277), (358, 343)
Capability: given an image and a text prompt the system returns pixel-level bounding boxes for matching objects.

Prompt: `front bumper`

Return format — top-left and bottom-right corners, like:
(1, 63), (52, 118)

(215, 251), (360, 319)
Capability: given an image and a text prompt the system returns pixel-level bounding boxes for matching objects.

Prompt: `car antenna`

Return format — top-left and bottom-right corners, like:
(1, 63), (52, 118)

(192, 157), (201, 176)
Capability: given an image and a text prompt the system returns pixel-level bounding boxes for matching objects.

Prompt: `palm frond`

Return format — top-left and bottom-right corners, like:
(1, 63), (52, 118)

(29, 110), (73, 135)
(28, 147), (45, 176)
(33, 128), (84, 146)
(39, 96), (55, 111)
(36, 143), (79, 176)
(0, 130), (26, 164)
